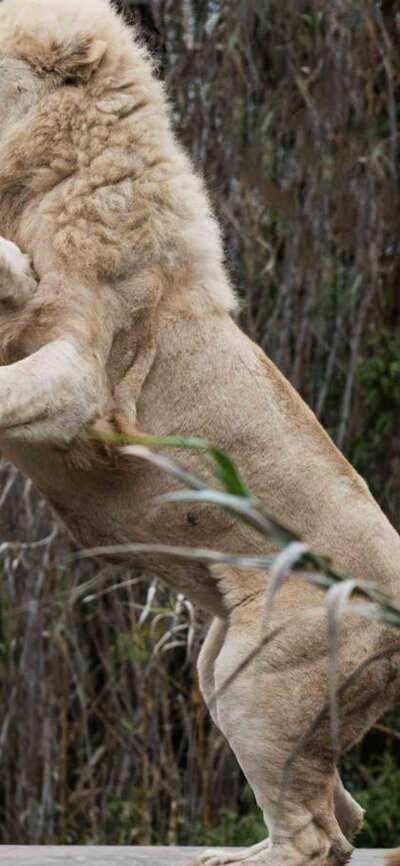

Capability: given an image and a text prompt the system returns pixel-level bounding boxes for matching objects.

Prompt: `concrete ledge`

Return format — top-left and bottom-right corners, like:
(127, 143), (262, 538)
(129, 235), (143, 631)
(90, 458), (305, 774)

(0, 847), (388, 865)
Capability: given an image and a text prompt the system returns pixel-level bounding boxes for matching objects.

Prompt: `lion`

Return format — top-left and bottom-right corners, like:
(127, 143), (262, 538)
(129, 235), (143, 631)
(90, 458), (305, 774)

(0, 1), (399, 863)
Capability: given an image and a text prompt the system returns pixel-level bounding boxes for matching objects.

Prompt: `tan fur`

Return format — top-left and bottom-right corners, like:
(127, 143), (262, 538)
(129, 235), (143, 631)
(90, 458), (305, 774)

(0, 1), (399, 863)
(386, 853), (400, 866)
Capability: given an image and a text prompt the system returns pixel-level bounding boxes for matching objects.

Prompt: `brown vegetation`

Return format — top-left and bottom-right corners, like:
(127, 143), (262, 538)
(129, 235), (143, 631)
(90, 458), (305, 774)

(1, 0), (400, 847)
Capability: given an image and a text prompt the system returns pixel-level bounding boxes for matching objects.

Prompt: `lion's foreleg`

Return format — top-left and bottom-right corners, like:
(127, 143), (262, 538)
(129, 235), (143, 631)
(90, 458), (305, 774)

(0, 337), (111, 443)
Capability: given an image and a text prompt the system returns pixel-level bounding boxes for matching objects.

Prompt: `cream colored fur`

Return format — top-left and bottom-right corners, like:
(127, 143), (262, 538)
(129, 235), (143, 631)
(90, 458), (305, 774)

(0, 1), (399, 863)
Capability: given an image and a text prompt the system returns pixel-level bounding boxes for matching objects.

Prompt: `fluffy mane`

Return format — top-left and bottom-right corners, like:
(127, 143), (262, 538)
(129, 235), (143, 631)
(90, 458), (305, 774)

(0, 0), (236, 313)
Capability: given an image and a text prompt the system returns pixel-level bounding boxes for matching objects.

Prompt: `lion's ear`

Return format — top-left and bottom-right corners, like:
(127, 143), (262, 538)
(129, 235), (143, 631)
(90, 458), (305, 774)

(31, 35), (107, 84)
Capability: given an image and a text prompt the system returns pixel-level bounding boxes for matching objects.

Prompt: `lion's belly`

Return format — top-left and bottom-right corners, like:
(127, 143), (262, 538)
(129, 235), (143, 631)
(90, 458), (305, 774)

(0, 437), (228, 615)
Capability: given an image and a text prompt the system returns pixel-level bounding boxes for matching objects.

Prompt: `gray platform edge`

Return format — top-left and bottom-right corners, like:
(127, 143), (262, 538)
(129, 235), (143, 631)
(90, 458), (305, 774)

(0, 847), (388, 865)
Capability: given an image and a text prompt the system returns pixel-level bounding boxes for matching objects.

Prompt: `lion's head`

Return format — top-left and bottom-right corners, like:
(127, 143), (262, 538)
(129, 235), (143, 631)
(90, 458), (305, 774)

(0, 0), (123, 137)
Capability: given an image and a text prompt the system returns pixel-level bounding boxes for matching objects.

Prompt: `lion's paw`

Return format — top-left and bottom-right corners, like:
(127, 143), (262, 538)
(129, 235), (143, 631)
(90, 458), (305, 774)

(193, 851), (236, 866)
(0, 237), (37, 304)
(189, 858), (269, 866)
(188, 840), (270, 866)
(0, 237), (32, 281)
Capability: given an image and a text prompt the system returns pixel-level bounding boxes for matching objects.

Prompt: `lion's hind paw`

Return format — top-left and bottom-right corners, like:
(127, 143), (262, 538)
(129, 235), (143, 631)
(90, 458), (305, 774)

(188, 840), (270, 866)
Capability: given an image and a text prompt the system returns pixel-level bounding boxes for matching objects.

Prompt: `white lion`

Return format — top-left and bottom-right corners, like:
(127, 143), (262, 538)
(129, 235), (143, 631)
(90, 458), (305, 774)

(0, 1), (398, 863)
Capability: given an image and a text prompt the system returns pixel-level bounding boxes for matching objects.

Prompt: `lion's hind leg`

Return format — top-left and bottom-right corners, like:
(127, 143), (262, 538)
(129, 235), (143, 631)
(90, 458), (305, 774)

(190, 775), (363, 866)
(196, 618), (270, 866)
(210, 625), (351, 866)
(192, 578), (356, 866)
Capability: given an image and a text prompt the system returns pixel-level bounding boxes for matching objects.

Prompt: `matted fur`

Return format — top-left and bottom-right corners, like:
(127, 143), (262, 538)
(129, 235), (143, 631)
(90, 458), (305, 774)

(0, 1), (399, 863)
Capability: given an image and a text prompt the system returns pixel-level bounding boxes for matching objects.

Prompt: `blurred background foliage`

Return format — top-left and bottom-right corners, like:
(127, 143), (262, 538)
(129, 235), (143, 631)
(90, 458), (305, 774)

(1, 0), (400, 849)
